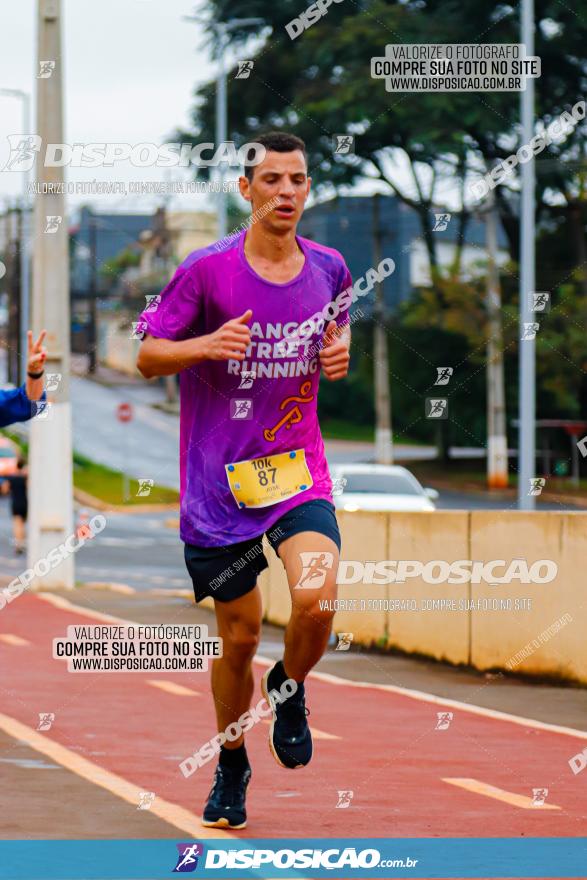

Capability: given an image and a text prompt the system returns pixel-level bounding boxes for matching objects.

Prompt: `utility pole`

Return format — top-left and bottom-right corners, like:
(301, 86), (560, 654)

(372, 194), (393, 464)
(28, 0), (74, 589)
(485, 189), (508, 488)
(518, 0), (536, 509)
(5, 208), (22, 384)
(0, 89), (32, 384)
(88, 211), (97, 373)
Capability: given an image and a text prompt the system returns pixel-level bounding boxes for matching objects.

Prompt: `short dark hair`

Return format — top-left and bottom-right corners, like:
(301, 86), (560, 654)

(243, 131), (307, 181)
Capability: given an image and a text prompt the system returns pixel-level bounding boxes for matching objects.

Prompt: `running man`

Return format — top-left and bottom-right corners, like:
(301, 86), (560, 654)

(137, 131), (352, 829)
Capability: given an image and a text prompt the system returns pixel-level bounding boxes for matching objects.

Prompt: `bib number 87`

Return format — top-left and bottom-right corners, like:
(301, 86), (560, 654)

(252, 458), (277, 487)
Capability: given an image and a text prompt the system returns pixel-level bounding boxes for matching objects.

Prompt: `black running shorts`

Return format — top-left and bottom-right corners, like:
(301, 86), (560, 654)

(184, 499), (341, 603)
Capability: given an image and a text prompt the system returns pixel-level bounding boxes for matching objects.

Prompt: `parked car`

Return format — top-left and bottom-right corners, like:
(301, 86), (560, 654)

(0, 437), (18, 478)
(330, 463), (439, 512)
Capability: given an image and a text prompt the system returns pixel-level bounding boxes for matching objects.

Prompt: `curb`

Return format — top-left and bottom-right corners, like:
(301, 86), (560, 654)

(28, 582), (193, 600)
(73, 486), (179, 514)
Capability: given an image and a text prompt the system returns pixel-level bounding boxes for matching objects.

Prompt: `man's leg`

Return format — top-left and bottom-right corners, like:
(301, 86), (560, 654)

(201, 585), (262, 829)
(260, 530), (338, 769)
(212, 585), (263, 746)
(279, 531), (338, 681)
(12, 515), (25, 554)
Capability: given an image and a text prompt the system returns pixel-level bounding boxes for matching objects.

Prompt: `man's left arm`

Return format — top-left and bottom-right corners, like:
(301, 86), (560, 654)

(319, 261), (352, 381)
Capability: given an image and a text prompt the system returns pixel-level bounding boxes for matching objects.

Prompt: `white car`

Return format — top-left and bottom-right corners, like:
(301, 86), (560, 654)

(330, 464), (439, 512)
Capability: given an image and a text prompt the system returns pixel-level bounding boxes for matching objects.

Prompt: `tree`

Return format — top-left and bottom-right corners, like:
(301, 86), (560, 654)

(180, 0), (586, 277)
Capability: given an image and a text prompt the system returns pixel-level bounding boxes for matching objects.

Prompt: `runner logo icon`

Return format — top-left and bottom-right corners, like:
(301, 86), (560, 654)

(173, 843), (204, 872)
(295, 551), (334, 589)
(238, 370), (256, 389)
(426, 398), (448, 419)
(434, 367), (453, 386)
(137, 791), (155, 810)
(38, 60), (56, 78)
(2, 134), (42, 171)
(231, 399), (253, 420)
(37, 712), (55, 731)
(336, 790), (354, 808)
(531, 787), (548, 806)
(335, 632), (353, 651)
(235, 61), (254, 79)
(333, 134), (354, 154)
(435, 712), (453, 730)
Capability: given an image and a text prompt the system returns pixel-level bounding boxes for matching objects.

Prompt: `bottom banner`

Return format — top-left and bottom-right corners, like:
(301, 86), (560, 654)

(1, 838), (586, 879)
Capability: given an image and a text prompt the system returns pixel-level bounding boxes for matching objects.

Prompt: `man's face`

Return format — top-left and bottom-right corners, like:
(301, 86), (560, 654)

(239, 149), (311, 233)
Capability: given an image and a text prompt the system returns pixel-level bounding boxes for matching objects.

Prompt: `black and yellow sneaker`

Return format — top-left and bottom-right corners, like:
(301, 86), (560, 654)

(261, 661), (312, 769)
(201, 763), (251, 829)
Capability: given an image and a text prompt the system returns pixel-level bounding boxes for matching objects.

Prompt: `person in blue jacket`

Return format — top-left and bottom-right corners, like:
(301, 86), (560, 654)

(0, 330), (47, 429)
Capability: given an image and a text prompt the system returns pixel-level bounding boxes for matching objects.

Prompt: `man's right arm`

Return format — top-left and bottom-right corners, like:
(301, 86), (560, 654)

(136, 309), (253, 379)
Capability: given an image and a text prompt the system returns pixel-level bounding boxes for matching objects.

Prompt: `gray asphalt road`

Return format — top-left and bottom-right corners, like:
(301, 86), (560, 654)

(71, 377), (181, 490)
(5, 371), (583, 523)
(0, 499), (189, 590)
(433, 488), (576, 511)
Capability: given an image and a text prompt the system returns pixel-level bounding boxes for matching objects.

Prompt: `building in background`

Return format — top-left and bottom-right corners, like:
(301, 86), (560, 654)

(94, 208), (217, 377)
(70, 206), (154, 298)
(69, 207), (154, 362)
(297, 195), (509, 313)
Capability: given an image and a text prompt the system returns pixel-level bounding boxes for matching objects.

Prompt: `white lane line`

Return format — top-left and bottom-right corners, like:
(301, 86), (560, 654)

(443, 777), (561, 810)
(147, 680), (201, 697)
(0, 633), (30, 646)
(0, 711), (233, 838)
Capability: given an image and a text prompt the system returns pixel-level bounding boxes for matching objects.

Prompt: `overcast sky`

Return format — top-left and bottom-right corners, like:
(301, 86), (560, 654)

(0, 1), (433, 221)
(0, 0), (235, 214)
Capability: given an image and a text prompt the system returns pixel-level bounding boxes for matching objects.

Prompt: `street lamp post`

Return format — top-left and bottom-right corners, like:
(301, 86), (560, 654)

(0, 88), (32, 384)
(518, 0), (536, 509)
(184, 14), (264, 239)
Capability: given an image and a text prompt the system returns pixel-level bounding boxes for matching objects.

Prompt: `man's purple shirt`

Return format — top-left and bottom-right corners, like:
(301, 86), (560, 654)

(140, 230), (352, 547)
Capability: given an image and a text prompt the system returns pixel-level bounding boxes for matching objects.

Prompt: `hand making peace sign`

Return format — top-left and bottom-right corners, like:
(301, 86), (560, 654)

(27, 329), (47, 376)
(25, 329), (48, 403)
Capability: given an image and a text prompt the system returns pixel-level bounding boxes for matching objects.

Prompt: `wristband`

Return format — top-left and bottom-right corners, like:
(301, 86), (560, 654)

(27, 369), (44, 379)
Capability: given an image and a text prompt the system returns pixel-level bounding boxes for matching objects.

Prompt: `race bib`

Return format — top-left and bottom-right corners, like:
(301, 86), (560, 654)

(225, 449), (313, 509)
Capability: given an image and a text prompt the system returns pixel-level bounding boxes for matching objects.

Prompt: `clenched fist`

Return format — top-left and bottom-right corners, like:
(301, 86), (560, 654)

(319, 320), (350, 381)
(203, 310), (252, 362)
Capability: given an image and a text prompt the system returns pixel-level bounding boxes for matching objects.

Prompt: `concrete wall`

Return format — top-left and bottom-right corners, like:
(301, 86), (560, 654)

(259, 511), (587, 684)
(469, 512), (585, 682)
(98, 314), (142, 376)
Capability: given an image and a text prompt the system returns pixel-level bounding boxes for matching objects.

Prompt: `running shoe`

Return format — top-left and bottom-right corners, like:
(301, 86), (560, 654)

(201, 763), (251, 829)
(261, 661), (312, 769)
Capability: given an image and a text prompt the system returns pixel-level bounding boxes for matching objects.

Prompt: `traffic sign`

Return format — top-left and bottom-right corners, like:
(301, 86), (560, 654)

(116, 402), (133, 423)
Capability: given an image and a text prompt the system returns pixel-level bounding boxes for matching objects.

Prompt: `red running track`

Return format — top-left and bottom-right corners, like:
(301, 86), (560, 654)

(0, 592), (586, 840)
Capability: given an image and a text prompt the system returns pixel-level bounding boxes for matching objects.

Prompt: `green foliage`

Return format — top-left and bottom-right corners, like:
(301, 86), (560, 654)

(100, 248), (141, 282)
(318, 315), (489, 446)
(179, 0), (587, 435)
(182, 0), (587, 262)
